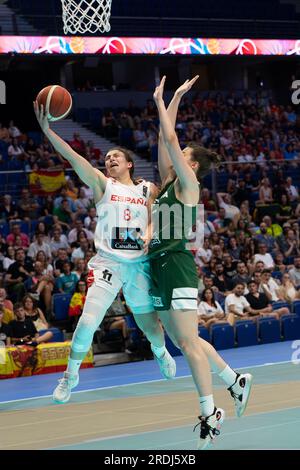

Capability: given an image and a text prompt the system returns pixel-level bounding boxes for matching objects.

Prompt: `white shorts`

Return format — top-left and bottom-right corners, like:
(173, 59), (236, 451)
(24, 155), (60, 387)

(87, 253), (154, 314)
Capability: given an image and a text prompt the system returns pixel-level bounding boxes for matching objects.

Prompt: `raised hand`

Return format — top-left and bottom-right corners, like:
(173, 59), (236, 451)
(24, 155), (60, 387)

(153, 76), (166, 104)
(33, 101), (50, 134)
(175, 75), (199, 98)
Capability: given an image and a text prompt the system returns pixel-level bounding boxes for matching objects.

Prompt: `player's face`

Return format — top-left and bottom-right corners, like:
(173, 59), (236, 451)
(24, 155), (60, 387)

(182, 147), (199, 174)
(182, 147), (194, 163)
(105, 150), (132, 178)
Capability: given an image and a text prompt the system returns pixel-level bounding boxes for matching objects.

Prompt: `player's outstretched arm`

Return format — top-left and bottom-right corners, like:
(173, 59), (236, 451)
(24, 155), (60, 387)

(154, 77), (199, 201)
(158, 76), (199, 185)
(33, 101), (107, 201)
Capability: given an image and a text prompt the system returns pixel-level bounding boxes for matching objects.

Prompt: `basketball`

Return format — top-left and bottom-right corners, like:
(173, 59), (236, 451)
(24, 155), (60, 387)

(36, 85), (72, 121)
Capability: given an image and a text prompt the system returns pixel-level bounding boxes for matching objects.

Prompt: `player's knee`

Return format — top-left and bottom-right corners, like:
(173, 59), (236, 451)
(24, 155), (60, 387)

(177, 336), (198, 354)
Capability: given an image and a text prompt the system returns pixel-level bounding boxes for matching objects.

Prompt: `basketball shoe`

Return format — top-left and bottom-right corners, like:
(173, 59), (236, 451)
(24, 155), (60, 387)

(52, 371), (79, 404)
(228, 373), (253, 417)
(151, 346), (176, 379)
(194, 407), (225, 450)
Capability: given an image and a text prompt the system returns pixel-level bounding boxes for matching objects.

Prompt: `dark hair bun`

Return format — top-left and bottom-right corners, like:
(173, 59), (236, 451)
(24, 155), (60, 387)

(210, 151), (222, 166)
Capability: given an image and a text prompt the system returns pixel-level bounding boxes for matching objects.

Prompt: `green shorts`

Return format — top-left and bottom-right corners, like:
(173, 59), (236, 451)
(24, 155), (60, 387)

(150, 251), (198, 311)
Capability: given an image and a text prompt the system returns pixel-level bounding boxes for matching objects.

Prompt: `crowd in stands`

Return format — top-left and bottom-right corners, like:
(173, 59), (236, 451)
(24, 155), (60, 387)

(0, 89), (300, 355)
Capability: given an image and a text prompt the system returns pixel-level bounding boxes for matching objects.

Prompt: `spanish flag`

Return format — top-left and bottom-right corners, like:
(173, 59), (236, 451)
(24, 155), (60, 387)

(68, 292), (86, 317)
(29, 169), (66, 195)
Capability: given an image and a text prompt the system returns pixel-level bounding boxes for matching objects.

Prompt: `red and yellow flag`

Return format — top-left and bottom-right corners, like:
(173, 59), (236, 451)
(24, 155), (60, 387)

(29, 169), (66, 195)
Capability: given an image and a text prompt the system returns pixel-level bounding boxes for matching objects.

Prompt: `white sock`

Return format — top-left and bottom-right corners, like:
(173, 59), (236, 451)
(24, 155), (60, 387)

(151, 344), (166, 359)
(66, 358), (82, 376)
(199, 395), (215, 417)
(218, 365), (238, 388)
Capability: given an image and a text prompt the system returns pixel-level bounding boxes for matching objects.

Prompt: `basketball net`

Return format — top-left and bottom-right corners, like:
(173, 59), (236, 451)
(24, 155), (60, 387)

(61, 0), (112, 34)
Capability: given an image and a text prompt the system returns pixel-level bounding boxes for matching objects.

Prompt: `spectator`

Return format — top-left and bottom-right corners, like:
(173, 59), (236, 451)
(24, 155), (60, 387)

(65, 178), (79, 200)
(68, 219), (93, 244)
(212, 262), (233, 294)
(228, 237), (241, 261)
(232, 262), (252, 286)
(195, 238), (212, 268)
(8, 120), (21, 138)
(22, 294), (53, 342)
(74, 188), (90, 215)
(53, 248), (70, 277)
(36, 250), (54, 277)
(262, 215), (283, 238)
(217, 192), (240, 221)
(245, 280), (276, 318)
(8, 137), (25, 160)
(53, 198), (74, 227)
(259, 270), (281, 302)
(276, 273), (300, 303)
(17, 188), (40, 221)
(257, 177), (273, 205)
(276, 194), (293, 224)
(273, 252), (288, 274)
(288, 256), (300, 286)
(6, 223), (30, 248)
(223, 254), (237, 280)
(24, 260), (54, 316)
(71, 236), (90, 262)
(255, 222), (278, 253)
(252, 243), (275, 270)
(84, 207), (98, 228)
(197, 288), (226, 329)
(33, 222), (51, 243)
(213, 207), (230, 235)
(278, 228), (300, 259)
(234, 179), (249, 206)
(9, 303), (50, 346)
(5, 247), (34, 302)
(0, 287), (13, 315)
(27, 233), (52, 261)
(102, 111), (118, 139)
(0, 194), (19, 222)
(55, 261), (78, 294)
(286, 177), (299, 202)
(201, 188), (217, 214)
(73, 258), (87, 280)
(225, 283), (255, 325)
(54, 186), (76, 211)
(69, 132), (85, 154)
(68, 280), (87, 329)
(50, 228), (71, 257)
(0, 304), (11, 346)
(0, 300), (14, 326)
(85, 140), (102, 164)
(2, 246), (16, 271)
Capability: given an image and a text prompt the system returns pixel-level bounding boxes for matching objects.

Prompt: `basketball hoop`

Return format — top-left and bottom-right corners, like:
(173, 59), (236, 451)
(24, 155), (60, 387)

(61, 0), (112, 35)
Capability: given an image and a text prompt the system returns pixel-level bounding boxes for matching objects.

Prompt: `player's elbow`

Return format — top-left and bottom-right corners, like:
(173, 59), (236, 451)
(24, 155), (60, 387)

(165, 131), (177, 146)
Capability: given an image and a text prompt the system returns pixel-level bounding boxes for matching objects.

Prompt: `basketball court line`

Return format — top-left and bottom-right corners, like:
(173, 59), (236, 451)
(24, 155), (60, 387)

(0, 359), (292, 405)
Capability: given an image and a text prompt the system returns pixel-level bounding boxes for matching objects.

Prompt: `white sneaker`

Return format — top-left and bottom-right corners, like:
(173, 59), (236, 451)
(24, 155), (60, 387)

(52, 371), (79, 404)
(228, 373), (253, 417)
(151, 347), (176, 379)
(195, 407), (225, 450)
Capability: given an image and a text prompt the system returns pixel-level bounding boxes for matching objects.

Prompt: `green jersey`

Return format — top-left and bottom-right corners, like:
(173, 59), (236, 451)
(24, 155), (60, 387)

(148, 179), (197, 258)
